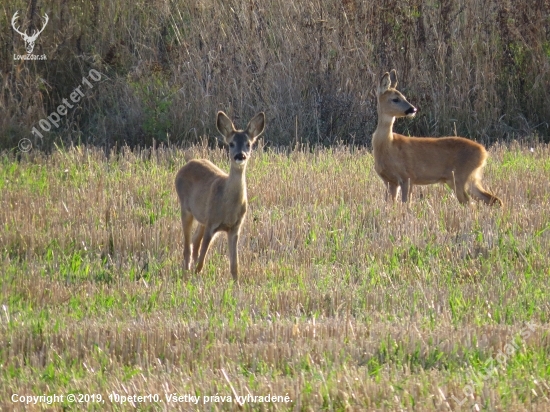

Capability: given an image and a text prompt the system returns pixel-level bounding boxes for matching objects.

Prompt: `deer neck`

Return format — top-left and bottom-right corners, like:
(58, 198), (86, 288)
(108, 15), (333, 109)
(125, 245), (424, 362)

(225, 163), (248, 205)
(373, 112), (396, 146)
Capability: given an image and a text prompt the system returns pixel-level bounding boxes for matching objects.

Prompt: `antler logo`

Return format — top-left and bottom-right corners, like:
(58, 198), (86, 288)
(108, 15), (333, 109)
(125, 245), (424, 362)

(12, 11), (49, 54)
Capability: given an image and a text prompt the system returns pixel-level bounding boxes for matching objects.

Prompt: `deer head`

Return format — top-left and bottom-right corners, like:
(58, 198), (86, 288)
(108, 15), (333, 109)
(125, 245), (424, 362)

(12, 11), (49, 54)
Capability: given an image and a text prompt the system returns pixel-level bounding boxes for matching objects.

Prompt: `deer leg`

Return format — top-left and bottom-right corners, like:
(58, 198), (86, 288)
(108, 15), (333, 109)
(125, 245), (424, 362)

(192, 224), (205, 263)
(400, 179), (411, 202)
(195, 227), (215, 274)
(447, 179), (470, 204)
(181, 210), (194, 271)
(456, 187), (470, 204)
(387, 181), (398, 202)
(227, 228), (240, 282)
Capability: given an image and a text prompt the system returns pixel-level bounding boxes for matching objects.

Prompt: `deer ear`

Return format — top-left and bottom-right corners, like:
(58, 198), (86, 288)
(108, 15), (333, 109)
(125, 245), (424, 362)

(378, 72), (391, 95)
(216, 111), (235, 141)
(245, 112), (265, 143)
(389, 69), (398, 88)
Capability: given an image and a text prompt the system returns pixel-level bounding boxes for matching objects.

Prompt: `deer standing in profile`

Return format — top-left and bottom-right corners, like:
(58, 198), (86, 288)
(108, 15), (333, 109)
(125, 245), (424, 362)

(11, 11), (49, 54)
(175, 111), (265, 281)
(372, 69), (502, 206)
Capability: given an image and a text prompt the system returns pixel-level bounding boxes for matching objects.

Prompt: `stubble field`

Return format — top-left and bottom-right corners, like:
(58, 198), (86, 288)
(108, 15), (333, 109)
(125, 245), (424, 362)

(1, 142), (550, 411)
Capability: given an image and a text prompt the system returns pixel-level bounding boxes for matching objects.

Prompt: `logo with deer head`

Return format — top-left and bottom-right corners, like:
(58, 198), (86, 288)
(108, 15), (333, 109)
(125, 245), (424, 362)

(12, 11), (49, 54)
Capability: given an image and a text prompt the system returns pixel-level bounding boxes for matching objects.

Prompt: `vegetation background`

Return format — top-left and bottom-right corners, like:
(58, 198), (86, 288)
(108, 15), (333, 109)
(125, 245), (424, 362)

(1, 0), (550, 151)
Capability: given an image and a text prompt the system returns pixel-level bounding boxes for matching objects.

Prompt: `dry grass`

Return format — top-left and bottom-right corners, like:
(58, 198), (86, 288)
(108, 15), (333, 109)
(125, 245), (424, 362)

(1, 143), (550, 410)
(1, 0), (550, 150)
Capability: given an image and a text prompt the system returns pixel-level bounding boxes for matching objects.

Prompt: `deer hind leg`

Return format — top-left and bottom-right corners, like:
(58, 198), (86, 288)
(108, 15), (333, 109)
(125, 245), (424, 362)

(192, 224), (205, 263)
(181, 210), (194, 270)
(470, 183), (503, 206)
(468, 168), (502, 206)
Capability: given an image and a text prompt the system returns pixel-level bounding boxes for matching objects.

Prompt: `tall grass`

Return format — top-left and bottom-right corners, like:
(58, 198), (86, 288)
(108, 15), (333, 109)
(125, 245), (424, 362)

(1, 0), (549, 151)
(1, 143), (550, 410)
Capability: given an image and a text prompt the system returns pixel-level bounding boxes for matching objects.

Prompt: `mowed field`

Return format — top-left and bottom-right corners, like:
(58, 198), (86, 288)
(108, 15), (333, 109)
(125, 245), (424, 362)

(1, 142), (550, 411)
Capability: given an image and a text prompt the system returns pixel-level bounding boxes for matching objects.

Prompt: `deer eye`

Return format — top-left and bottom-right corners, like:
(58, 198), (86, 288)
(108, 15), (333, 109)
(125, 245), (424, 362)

(392, 98), (400, 103)
(246, 143), (251, 149)
(229, 142), (235, 148)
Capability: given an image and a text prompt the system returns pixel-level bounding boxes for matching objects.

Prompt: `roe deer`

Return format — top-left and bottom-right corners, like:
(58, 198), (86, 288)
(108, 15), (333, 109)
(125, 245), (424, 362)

(175, 111), (265, 281)
(372, 69), (502, 206)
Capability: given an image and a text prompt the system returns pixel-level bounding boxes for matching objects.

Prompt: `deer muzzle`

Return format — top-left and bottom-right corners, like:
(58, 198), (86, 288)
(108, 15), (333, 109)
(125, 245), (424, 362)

(405, 107), (417, 117)
(234, 153), (247, 163)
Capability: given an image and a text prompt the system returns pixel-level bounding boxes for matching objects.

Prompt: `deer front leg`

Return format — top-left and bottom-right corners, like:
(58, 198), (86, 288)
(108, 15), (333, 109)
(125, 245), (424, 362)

(400, 178), (411, 202)
(227, 228), (240, 282)
(387, 181), (398, 202)
(195, 227), (215, 274)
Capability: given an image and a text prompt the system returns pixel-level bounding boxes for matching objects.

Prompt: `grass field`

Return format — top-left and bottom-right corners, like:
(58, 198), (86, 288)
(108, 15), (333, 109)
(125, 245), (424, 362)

(1, 142), (550, 411)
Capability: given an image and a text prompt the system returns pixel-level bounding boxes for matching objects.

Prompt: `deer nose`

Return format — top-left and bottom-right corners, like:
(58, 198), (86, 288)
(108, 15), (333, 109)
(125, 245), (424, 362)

(234, 153), (246, 161)
(405, 107), (417, 115)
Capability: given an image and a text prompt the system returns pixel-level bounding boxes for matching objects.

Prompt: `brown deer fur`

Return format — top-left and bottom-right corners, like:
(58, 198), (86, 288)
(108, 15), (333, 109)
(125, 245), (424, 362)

(175, 111), (265, 281)
(372, 69), (502, 206)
